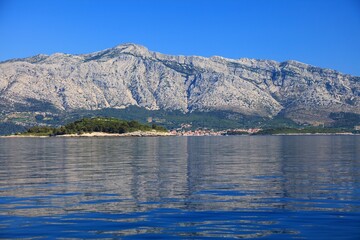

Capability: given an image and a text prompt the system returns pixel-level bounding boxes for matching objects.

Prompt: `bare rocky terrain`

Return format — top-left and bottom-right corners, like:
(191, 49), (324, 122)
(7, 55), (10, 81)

(0, 43), (359, 125)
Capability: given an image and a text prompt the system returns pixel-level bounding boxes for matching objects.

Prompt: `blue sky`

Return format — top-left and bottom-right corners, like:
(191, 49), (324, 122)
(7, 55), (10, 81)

(0, 0), (359, 75)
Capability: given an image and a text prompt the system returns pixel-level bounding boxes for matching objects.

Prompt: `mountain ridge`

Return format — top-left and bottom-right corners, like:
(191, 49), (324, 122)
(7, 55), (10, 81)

(2, 43), (352, 76)
(0, 43), (359, 126)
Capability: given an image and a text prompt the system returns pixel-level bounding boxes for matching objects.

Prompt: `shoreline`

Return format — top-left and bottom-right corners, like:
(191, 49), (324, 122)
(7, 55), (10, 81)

(1, 131), (175, 138)
(1, 132), (359, 138)
(58, 131), (174, 137)
(270, 132), (357, 136)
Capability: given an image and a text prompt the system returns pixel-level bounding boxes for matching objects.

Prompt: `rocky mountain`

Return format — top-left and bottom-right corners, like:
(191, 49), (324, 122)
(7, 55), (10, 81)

(0, 43), (359, 124)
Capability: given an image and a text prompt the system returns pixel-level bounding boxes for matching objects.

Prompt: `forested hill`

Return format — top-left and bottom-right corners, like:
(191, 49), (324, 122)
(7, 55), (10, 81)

(19, 117), (167, 136)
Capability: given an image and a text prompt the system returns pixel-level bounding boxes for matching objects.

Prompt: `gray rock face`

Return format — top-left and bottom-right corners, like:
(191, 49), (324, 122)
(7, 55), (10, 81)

(0, 43), (359, 123)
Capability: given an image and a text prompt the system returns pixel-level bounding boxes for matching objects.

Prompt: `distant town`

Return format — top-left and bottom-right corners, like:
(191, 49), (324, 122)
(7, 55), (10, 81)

(169, 123), (261, 136)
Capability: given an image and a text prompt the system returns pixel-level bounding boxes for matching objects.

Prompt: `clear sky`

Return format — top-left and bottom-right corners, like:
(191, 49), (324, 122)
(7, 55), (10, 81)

(0, 0), (359, 75)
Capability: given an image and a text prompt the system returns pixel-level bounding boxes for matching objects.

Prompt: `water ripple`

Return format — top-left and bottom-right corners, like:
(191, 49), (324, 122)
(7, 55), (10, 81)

(0, 136), (360, 239)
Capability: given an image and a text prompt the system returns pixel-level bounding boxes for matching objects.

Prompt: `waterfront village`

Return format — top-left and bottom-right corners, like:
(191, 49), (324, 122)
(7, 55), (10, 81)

(169, 123), (261, 136)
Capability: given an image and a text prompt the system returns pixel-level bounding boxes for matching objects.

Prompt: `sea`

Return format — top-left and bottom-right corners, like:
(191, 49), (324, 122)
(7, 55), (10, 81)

(0, 136), (359, 239)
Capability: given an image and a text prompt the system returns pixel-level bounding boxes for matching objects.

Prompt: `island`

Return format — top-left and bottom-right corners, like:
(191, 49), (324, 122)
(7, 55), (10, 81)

(14, 117), (170, 137)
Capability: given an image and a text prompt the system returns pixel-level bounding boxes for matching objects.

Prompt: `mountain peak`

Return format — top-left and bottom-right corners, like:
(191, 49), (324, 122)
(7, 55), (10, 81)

(113, 43), (150, 56)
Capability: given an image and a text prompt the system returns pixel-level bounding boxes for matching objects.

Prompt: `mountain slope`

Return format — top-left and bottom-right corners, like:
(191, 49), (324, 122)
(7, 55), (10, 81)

(0, 43), (359, 124)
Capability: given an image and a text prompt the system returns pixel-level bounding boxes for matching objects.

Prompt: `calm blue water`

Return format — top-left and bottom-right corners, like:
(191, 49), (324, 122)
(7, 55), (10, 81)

(0, 136), (360, 239)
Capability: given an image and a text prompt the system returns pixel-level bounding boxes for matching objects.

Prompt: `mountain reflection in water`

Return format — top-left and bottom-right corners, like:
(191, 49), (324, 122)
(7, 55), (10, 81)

(0, 136), (359, 239)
